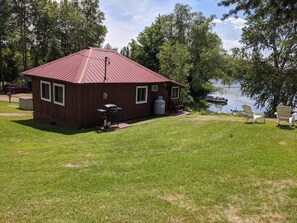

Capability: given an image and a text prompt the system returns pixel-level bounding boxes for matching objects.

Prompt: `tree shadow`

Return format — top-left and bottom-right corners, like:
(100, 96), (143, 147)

(12, 119), (93, 135)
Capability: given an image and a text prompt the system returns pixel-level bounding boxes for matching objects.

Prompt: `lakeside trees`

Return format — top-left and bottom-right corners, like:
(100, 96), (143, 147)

(124, 4), (227, 103)
(219, 0), (297, 115)
(0, 0), (107, 87)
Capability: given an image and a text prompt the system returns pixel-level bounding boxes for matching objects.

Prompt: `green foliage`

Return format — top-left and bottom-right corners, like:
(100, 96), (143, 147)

(46, 38), (63, 62)
(127, 4), (227, 102)
(120, 45), (130, 57)
(1, 103), (297, 222)
(220, 1), (297, 115)
(0, 0), (107, 83)
(1, 48), (20, 82)
(218, 0), (296, 30)
(129, 15), (165, 72)
(158, 42), (192, 103)
(158, 42), (192, 83)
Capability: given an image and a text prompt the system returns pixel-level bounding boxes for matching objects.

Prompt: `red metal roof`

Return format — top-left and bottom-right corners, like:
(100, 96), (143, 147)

(22, 48), (171, 84)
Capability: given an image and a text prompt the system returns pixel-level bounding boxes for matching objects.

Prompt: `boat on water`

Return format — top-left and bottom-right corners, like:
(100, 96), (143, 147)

(206, 95), (228, 104)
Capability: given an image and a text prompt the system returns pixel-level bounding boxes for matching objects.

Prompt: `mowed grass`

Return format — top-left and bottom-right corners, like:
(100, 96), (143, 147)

(0, 101), (297, 222)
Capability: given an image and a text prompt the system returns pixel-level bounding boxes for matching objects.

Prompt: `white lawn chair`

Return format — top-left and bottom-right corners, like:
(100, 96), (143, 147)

(242, 104), (265, 123)
(274, 106), (296, 127)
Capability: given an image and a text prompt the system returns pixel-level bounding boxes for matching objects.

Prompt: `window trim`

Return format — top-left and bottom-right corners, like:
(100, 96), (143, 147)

(53, 83), (65, 106)
(136, 86), (148, 104)
(151, 85), (158, 91)
(40, 80), (51, 102)
(171, 87), (180, 99)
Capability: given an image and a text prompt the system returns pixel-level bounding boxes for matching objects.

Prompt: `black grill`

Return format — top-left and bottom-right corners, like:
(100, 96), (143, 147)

(97, 104), (122, 129)
(103, 104), (119, 112)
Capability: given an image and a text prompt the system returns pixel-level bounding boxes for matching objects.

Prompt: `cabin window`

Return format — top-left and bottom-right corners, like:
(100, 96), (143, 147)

(53, 83), (65, 106)
(171, 87), (179, 99)
(136, 86), (148, 104)
(40, 81), (51, 102)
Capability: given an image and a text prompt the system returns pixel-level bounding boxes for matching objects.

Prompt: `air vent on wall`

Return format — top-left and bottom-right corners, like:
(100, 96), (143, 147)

(151, 85), (158, 91)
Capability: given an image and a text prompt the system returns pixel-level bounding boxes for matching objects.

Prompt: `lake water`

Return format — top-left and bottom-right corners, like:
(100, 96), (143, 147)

(207, 81), (264, 114)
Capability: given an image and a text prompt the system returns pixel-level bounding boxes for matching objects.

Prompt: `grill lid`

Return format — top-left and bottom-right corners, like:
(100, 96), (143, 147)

(104, 104), (117, 109)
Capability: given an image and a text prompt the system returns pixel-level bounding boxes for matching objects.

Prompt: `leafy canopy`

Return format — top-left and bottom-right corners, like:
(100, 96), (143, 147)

(219, 0), (297, 115)
(125, 4), (227, 103)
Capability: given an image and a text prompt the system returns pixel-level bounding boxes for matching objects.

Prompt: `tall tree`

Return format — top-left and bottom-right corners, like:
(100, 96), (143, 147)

(58, 0), (85, 55)
(120, 45), (130, 57)
(130, 15), (166, 72)
(219, 0), (297, 114)
(46, 37), (62, 62)
(58, 0), (106, 56)
(129, 4), (226, 102)
(188, 14), (225, 99)
(31, 0), (59, 66)
(0, 0), (107, 84)
(12, 0), (33, 71)
(0, 0), (12, 87)
(158, 42), (192, 102)
(81, 0), (107, 48)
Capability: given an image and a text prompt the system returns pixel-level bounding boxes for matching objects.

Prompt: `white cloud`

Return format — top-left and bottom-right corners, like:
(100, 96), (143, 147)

(225, 18), (246, 30)
(100, 1), (246, 52)
(222, 39), (243, 52)
(214, 17), (246, 30)
(101, 0), (175, 49)
(213, 17), (246, 52)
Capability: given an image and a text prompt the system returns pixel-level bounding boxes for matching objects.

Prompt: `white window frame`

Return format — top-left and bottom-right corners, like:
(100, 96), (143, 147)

(136, 86), (148, 104)
(151, 85), (158, 91)
(40, 80), (51, 102)
(53, 83), (65, 106)
(171, 87), (180, 99)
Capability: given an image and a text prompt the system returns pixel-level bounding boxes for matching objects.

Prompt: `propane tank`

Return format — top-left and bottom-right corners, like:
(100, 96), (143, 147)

(154, 96), (165, 115)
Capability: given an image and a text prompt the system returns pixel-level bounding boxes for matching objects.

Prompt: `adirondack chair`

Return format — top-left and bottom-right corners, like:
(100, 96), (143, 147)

(274, 106), (296, 127)
(171, 99), (184, 113)
(242, 104), (265, 123)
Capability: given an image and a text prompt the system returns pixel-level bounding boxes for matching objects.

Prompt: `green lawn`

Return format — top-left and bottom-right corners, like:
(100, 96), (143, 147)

(0, 101), (297, 222)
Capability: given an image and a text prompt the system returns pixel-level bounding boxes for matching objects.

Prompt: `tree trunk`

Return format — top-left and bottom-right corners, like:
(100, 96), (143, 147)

(0, 48), (4, 89)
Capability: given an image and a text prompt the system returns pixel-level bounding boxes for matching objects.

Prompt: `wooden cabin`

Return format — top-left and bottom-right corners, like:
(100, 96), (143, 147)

(22, 48), (183, 128)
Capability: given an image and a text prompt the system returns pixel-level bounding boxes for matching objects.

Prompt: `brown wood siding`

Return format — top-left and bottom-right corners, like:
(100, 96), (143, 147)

(30, 78), (172, 128)
(31, 77), (79, 128)
(77, 83), (169, 128)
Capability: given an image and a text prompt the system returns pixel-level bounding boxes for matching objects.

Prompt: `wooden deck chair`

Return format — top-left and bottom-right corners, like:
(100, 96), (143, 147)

(242, 104), (265, 123)
(274, 106), (295, 127)
(171, 99), (184, 113)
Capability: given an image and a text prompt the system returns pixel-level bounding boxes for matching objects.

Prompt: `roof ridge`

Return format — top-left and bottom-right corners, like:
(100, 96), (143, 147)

(89, 47), (117, 53)
(77, 48), (92, 83)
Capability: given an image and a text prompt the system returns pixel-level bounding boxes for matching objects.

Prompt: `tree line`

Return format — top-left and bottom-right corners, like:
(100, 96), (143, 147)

(121, 4), (228, 104)
(1, 0), (296, 115)
(219, 0), (297, 115)
(121, 2), (296, 114)
(0, 0), (107, 86)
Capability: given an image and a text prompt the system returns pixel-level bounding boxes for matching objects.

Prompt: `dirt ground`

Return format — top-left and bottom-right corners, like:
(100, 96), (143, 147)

(0, 93), (32, 102)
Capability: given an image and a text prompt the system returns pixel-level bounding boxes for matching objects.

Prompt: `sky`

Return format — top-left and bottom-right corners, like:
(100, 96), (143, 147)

(100, 0), (246, 52)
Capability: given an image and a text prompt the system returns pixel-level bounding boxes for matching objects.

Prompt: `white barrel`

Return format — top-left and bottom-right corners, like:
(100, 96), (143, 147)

(19, 97), (33, 110)
(154, 96), (165, 115)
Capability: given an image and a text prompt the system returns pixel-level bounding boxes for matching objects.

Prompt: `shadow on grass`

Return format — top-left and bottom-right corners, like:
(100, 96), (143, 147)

(12, 119), (92, 135)
(244, 122), (265, 125)
(277, 124), (295, 130)
(12, 112), (188, 135)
